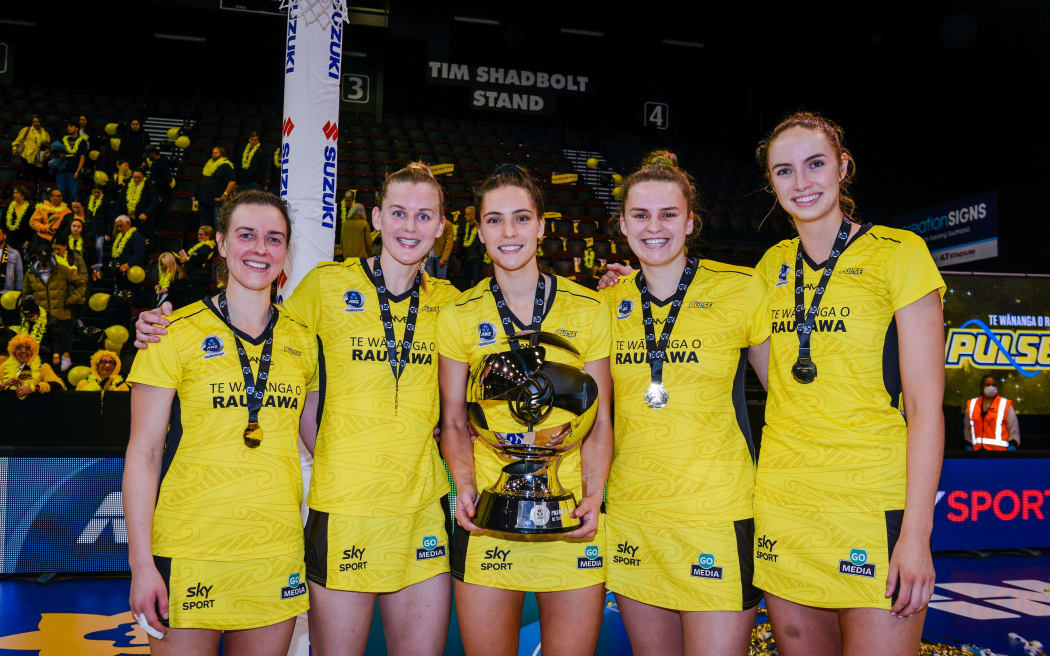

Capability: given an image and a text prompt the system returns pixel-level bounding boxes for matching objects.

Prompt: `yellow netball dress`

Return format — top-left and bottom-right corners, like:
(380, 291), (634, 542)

(603, 259), (764, 611)
(127, 297), (318, 630)
(749, 222), (944, 609)
(284, 257), (459, 593)
(437, 274), (611, 592)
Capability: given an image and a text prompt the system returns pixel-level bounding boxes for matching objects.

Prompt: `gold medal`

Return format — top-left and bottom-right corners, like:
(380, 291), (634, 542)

(243, 422), (263, 448)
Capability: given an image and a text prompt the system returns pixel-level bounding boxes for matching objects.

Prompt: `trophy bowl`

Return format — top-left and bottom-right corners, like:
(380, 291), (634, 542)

(467, 331), (598, 533)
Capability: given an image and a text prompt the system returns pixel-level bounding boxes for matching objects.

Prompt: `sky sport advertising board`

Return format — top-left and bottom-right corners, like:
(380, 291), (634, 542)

(943, 272), (1050, 414)
(895, 191), (998, 267)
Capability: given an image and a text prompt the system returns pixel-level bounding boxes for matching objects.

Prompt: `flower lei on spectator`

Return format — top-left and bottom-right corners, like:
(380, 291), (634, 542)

(273, 147), (281, 168)
(87, 195), (102, 216)
(583, 248), (595, 270)
(5, 201), (29, 231)
(241, 143), (260, 169)
(187, 239), (215, 259)
(202, 157), (234, 177)
(112, 227), (136, 259)
(19, 307), (48, 343)
(62, 134), (86, 158)
(54, 252), (70, 270)
(340, 199), (348, 223)
(1, 353), (41, 386)
(36, 201), (68, 214)
(157, 271), (171, 290)
(462, 224), (478, 247)
(68, 235), (83, 253)
(126, 179), (144, 214)
(115, 168), (132, 186)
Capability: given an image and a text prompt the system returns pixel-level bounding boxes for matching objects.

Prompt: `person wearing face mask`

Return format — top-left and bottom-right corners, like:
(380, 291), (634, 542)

(76, 349), (130, 393)
(964, 375), (1020, 451)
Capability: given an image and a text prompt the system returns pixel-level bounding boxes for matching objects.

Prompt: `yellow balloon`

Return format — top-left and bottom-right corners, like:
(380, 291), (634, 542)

(105, 122), (119, 136)
(127, 265), (146, 284)
(110, 137), (121, 151)
(105, 325), (130, 345)
(68, 365), (91, 386)
(89, 149), (100, 161)
(166, 127), (181, 141)
(104, 339), (122, 353)
(175, 135), (190, 149)
(88, 293), (111, 312)
(611, 173), (624, 185)
(0, 290), (20, 311)
(612, 186), (625, 199)
(586, 157), (599, 169)
(93, 170), (109, 186)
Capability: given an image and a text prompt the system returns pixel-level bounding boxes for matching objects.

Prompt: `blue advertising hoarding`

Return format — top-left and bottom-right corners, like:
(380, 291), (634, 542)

(895, 191), (998, 267)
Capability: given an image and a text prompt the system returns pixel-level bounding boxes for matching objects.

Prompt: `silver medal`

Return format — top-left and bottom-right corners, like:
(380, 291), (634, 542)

(644, 382), (669, 409)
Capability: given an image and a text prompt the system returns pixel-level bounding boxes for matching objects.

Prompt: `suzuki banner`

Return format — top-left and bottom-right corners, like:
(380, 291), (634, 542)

(277, 2), (344, 301)
(893, 191), (998, 267)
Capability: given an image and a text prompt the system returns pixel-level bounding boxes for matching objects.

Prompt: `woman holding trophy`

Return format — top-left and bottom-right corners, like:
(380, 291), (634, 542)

(601, 151), (768, 656)
(437, 164), (614, 656)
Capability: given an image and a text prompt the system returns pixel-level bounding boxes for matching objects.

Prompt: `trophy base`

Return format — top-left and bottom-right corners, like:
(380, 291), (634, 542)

(475, 491), (580, 534)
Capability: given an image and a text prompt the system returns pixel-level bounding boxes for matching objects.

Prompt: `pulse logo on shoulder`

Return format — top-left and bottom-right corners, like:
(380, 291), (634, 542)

(617, 299), (634, 320)
(776, 263), (791, 287)
(577, 544), (603, 569)
(344, 289), (365, 313)
(416, 535), (447, 560)
(184, 582), (215, 610)
(201, 335), (225, 360)
(478, 321), (497, 346)
(281, 572), (307, 599)
(340, 545), (367, 571)
(839, 548), (876, 578)
(690, 552), (723, 580)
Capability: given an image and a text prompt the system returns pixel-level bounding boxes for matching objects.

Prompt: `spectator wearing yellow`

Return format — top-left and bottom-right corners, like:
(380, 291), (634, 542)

(110, 215), (146, 272)
(0, 334), (65, 398)
(29, 188), (72, 249)
(198, 147), (236, 227)
(124, 169), (159, 236)
(178, 225), (215, 299)
(11, 115), (50, 182)
(425, 212), (456, 279)
(24, 242), (85, 371)
(56, 118), (88, 203)
(76, 349), (130, 393)
(237, 130), (265, 191)
(5, 186), (33, 252)
(339, 201), (371, 261)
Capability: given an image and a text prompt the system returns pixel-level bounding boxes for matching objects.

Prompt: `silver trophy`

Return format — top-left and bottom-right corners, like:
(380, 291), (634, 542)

(467, 331), (598, 533)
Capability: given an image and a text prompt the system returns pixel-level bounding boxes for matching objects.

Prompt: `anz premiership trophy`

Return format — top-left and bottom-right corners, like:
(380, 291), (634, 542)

(467, 331), (598, 533)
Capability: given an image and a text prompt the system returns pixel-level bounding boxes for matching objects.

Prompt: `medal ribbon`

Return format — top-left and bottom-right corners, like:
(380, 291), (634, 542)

(371, 257), (421, 410)
(215, 291), (278, 440)
(489, 273), (547, 351)
(636, 258), (698, 389)
(793, 218), (853, 369)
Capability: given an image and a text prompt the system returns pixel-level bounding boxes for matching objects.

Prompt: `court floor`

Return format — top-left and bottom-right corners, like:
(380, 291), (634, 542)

(0, 553), (1044, 655)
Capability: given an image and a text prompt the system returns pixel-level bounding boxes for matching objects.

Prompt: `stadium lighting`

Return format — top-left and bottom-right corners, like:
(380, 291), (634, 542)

(0, 19), (35, 27)
(154, 33), (207, 43)
(662, 39), (705, 48)
(561, 28), (605, 37)
(454, 16), (500, 25)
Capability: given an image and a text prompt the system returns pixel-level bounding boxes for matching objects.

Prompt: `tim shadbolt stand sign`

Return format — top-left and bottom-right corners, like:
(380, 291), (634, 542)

(893, 191), (998, 267)
(278, 1), (343, 301)
(427, 61), (591, 115)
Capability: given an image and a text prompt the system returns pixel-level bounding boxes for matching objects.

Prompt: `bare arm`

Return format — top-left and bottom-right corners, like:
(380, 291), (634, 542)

(748, 338), (769, 392)
(1006, 406), (1020, 445)
(962, 406), (973, 445)
(300, 391), (319, 454)
(887, 291), (944, 617)
(564, 357), (613, 539)
(438, 355), (482, 531)
(124, 383), (176, 635)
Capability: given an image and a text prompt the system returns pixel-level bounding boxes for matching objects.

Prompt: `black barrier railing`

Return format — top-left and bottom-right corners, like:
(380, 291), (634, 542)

(0, 391), (130, 457)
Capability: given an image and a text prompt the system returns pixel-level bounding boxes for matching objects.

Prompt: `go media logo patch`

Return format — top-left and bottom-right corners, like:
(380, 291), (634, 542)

(281, 572), (307, 599)
(416, 535), (447, 561)
(690, 552), (723, 580)
(839, 548), (876, 578)
(577, 544), (603, 569)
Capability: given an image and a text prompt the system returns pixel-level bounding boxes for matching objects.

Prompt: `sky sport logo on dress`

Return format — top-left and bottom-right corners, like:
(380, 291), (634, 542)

(201, 335), (224, 359)
(613, 541), (641, 566)
(839, 548), (876, 578)
(281, 572), (307, 599)
(756, 535), (778, 563)
(482, 547), (512, 571)
(183, 582), (215, 610)
(320, 121), (339, 230)
(340, 545), (367, 571)
(690, 552), (723, 580)
(577, 544), (603, 569)
(416, 535), (447, 560)
(617, 299), (633, 320)
(478, 321), (497, 346)
(344, 289), (365, 312)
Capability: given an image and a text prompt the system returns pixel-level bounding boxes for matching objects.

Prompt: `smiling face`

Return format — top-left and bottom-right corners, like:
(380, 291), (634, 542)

(767, 126), (849, 226)
(478, 185), (544, 273)
(132, 171), (144, 185)
(13, 341), (33, 364)
(620, 180), (693, 269)
(217, 203), (289, 291)
(197, 228), (208, 242)
(371, 181), (444, 267)
(97, 355), (117, 378)
(49, 189), (62, 205)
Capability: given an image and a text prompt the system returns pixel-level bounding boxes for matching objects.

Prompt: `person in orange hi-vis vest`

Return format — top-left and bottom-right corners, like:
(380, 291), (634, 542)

(964, 375), (1021, 450)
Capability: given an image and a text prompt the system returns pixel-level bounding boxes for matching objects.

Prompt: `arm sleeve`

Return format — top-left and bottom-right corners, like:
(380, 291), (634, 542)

(746, 259), (771, 346)
(583, 296), (612, 362)
(65, 267), (86, 306)
(127, 322), (182, 388)
(282, 266), (323, 331)
(29, 208), (47, 232)
(304, 334), (320, 393)
(40, 364), (65, 390)
(436, 302), (467, 362)
(886, 232), (946, 311)
(12, 127), (26, 147)
(1007, 405), (1020, 442)
(13, 252), (23, 291)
